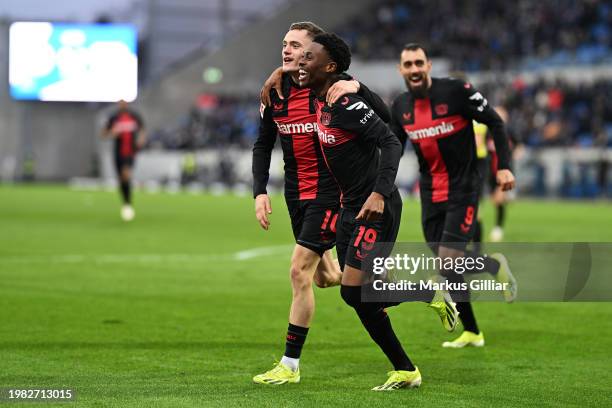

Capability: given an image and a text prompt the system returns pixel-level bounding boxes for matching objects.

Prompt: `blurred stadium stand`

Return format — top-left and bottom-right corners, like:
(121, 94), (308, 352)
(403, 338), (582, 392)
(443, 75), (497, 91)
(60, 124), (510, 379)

(0, 0), (610, 197)
(336, 0), (612, 71)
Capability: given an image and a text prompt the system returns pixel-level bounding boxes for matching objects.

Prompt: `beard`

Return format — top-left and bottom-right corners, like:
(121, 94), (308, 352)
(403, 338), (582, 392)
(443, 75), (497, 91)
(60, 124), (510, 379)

(405, 75), (429, 99)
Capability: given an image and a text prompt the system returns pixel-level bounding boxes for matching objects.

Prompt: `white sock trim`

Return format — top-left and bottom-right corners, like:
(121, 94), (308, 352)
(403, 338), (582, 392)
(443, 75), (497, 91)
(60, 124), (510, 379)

(280, 356), (299, 371)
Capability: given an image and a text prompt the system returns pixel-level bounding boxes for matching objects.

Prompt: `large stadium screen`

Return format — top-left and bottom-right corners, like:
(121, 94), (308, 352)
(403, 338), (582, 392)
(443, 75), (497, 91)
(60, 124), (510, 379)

(9, 22), (138, 102)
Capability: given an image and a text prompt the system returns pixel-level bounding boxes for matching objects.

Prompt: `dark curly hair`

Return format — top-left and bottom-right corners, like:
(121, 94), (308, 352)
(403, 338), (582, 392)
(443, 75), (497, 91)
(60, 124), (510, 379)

(312, 33), (351, 74)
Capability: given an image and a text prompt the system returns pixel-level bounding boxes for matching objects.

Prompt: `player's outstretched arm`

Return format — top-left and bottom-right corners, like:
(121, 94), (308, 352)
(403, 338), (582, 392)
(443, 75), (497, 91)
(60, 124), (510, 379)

(459, 81), (512, 174)
(260, 67), (284, 107)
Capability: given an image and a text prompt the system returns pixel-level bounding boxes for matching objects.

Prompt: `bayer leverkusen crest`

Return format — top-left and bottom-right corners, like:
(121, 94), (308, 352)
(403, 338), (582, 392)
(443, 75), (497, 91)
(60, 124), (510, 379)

(435, 104), (448, 115)
(321, 111), (332, 126)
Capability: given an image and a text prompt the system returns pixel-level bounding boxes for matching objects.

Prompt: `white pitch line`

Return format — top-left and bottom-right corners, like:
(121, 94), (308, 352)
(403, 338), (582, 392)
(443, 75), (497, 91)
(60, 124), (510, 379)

(0, 245), (294, 264)
(232, 244), (294, 260)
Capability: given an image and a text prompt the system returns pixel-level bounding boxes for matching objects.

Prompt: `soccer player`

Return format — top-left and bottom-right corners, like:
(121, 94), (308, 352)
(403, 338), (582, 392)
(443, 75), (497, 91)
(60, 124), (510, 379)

(297, 33), (457, 391)
(102, 100), (145, 221)
(389, 43), (517, 348)
(473, 120), (489, 253)
(251, 22), (392, 385)
(486, 106), (515, 242)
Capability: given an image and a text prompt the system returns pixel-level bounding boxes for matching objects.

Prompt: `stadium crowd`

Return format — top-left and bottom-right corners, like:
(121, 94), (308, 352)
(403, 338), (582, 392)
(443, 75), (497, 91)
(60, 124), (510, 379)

(336, 0), (611, 71)
(147, 79), (612, 150)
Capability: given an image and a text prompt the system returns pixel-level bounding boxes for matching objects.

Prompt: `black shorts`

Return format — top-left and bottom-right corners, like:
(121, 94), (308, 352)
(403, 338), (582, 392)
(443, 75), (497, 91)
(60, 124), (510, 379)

(286, 199), (339, 256)
(114, 154), (135, 172)
(421, 192), (479, 252)
(336, 189), (402, 271)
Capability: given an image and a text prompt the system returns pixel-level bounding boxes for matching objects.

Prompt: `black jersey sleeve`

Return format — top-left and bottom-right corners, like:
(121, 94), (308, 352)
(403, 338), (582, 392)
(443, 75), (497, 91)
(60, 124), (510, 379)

(357, 82), (391, 123)
(332, 95), (401, 198)
(458, 81), (511, 170)
(389, 97), (408, 151)
(252, 103), (278, 197)
(334, 74), (391, 123)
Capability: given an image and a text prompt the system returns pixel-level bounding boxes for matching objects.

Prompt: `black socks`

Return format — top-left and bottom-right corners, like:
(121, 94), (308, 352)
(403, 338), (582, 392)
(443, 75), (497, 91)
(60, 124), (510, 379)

(284, 323), (309, 359)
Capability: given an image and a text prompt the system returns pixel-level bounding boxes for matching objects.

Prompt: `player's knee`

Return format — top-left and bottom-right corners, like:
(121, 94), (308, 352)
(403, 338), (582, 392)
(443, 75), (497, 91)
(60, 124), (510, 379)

(340, 284), (361, 308)
(289, 263), (312, 290)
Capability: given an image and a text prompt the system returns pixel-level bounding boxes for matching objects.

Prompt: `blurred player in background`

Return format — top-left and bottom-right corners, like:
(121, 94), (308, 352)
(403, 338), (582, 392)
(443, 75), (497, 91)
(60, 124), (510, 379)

(252, 22), (391, 385)
(473, 120), (489, 253)
(486, 106), (515, 242)
(102, 100), (145, 221)
(389, 43), (517, 348)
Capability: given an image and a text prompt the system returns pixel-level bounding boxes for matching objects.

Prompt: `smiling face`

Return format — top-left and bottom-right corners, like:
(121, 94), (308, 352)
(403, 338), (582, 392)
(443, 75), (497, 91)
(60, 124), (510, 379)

(281, 29), (313, 73)
(297, 41), (335, 90)
(399, 47), (432, 98)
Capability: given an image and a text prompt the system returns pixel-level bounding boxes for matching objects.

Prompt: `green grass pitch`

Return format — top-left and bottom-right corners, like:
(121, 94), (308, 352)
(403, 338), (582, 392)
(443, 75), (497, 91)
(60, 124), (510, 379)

(1, 185), (611, 407)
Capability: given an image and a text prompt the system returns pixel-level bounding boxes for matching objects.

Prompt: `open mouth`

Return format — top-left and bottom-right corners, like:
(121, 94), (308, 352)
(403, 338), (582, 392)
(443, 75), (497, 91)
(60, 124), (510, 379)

(283, 57), (293, 64)
(409, 74), (423, 86)
(298, 69), (308, 82)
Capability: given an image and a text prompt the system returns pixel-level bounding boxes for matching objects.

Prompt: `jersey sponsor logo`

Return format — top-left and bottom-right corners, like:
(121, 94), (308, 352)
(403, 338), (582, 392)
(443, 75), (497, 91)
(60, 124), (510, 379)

(321, 111), (332, 126)
(435, 104), (448, 115)
(340, 96), (349, 105)
(360, 109), (375, 125)
(275, 121), (319, 134)
(346, 101), (368, 111)
(406, 122), (455, 140)
(273, 102), (284, 110)
(317, 128), (336, 144)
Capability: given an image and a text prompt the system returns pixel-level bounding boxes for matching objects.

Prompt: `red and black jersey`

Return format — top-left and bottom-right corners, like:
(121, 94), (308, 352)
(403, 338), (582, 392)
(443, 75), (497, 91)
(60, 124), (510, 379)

(106, 109), (144, 158)
(390, 78), (510, 204)
(252, 74), (391, 203)
(315, 93), (402, 210)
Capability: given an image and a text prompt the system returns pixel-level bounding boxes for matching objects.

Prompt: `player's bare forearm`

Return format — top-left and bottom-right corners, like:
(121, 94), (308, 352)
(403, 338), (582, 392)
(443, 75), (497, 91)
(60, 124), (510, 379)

(326, 80), (360, 105)
(260, 67), (283, 107)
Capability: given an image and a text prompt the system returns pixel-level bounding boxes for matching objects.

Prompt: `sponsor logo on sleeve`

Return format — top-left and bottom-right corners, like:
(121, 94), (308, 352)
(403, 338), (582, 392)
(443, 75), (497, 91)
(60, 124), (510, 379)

(360, 109), (375, 125)
(469, 92), (488, 112)
(346, 101), (368, 111)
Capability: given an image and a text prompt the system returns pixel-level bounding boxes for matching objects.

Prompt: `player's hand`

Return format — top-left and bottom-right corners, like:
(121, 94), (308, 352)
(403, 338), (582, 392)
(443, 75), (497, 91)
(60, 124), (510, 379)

(497, 169), (515, 191)
(326, 80), (360, 106)
(356, 192), (385, 222)
(260, 67), (284, 107)
(255, 194), (272, 230)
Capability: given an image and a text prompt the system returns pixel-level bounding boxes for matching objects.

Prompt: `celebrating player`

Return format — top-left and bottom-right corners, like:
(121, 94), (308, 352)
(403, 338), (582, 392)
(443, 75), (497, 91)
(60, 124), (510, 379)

(101, 100), (146, 221)
(296, 33), (459, 391)
(389, 43), (518, 348)
(251, 22), (392, 385)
